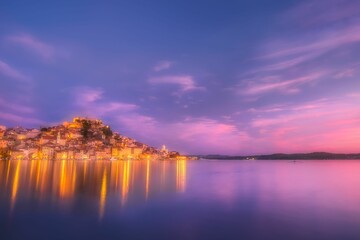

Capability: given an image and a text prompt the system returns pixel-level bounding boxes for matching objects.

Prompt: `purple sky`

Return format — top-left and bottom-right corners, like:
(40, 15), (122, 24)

(1, 0), (360, 155)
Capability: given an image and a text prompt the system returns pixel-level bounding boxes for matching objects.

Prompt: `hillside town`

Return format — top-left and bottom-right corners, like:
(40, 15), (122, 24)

(0, 117), (183, 161)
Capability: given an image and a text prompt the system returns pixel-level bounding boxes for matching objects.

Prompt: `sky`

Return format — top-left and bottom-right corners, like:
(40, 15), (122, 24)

(0, 0), (360, 155)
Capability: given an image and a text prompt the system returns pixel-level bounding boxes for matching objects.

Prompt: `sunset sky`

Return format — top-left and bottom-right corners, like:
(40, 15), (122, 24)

(1, 0), (359, 154)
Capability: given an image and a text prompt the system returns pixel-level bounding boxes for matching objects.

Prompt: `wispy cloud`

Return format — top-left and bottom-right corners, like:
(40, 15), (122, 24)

(238, 72), (325, 96)
(73, 87), (138, 117)
(0, 97), (42, 126)
(260, 25), (360, 61)
(0, 60), (30, 82)
(153, 60), (173, 72)
(0, 97), (35, 114)
(148, 75), (205, 93)
(284, 0), (360, 27)
(7, 33), (56, 61)
(0, 111), (43, 125)
(254, 52), (321, 72)
(0, 59), (37, 125)
(236, 0), (360, 100)
(334, 68), (356, 79)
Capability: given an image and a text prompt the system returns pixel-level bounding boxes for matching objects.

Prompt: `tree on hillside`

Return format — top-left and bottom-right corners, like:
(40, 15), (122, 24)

(40, 127), (49, 132)
(80, 120), (91, 139)
(102, 126), (113, 138)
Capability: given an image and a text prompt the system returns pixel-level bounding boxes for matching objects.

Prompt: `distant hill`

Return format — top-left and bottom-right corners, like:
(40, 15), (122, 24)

(199, 152), (360, 160)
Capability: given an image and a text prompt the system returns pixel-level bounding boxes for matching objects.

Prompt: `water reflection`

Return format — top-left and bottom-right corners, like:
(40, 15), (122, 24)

(2, 160), (360, 240)
(0, 159), (187, 218)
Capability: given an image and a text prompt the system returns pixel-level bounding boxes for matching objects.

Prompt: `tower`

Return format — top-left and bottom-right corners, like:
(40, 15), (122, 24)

(57, 132), (61, 144)
(161, 145), (168, 154)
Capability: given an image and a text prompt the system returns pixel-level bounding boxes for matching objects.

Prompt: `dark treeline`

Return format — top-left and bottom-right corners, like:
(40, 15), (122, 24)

(199, 152), (360, 160)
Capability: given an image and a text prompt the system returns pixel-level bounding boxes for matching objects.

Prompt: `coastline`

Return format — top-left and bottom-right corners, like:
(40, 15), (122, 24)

(198, 152), (360, 160)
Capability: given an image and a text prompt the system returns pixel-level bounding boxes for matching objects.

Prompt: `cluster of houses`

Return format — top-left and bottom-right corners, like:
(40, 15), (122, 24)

(0, 117), (179, 160)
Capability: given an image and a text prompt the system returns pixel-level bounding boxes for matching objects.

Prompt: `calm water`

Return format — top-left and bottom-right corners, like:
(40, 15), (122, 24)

(1, 159), (360, 240)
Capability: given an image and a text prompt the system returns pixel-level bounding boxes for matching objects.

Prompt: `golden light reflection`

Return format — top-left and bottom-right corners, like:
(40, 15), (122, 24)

(35, 160), (42, 189)
(83, 160), (88, 181)
(121, 161), (130, 205)
(10, 160), (20, 211)
(58, 160), (76, 199)
(59, 160), (66, 198)
(99, 169), (107, 220)
(29, 159), (35, 182)
(1, 159), (187, 216)
(161, 161), (168, 189)
(5, 160), (11, 186)
(145, 160), (150, 199)
(176, 160), (187, 192)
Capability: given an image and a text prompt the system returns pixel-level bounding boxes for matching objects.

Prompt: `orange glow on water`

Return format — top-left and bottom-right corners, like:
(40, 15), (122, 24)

(176, 160), (187, 192)
(35, 160), (42, 189)
(58, 160), (76, 199)
(10, 160), (20, 211)
(145, 160), (150, 199)
(1, 159), (187, 212)
(5, 161), (11, 185)
(59, 160), (66, 198)
(121, 161), (130, 205)
(99, 169), (107, 220)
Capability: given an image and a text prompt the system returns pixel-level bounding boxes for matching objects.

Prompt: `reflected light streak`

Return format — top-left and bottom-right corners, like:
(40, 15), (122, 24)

(161, 161), (167, 189)
(121, 161), (130, 205)
(59, 160), (66, 198)
(71, 162), (76, 195)
(176, 160), (187, 192)
(40, 160), (49, 196)
(5, 161), (11, 185)
(10, 160), (20, 211)
(35, 160), (41, 189)
(99, 169), (107, 220)
(145, 160), (150, 199)
(58, 160), (75, 199)
(29, 160), (35, 187)
(83, 160), (88, 182)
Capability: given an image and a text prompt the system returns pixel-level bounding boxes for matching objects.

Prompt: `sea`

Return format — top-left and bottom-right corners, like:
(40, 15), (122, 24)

(1, 159), (360, 240)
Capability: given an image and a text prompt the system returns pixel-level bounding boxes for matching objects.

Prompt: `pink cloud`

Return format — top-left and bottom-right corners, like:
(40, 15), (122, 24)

(248, 95), (360, 153)
(153, 60), (173, 72)
(171, 118), (250, 151)
(7, 33), (55, 61)
(117, 115), (250, 154)
(74, 87), (103, 105)
(148, 75), (205, 93)
(117, 114), (158, 136)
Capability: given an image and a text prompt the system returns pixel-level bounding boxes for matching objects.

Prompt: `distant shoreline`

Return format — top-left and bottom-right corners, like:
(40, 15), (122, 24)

(197, 152), (360, 160)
